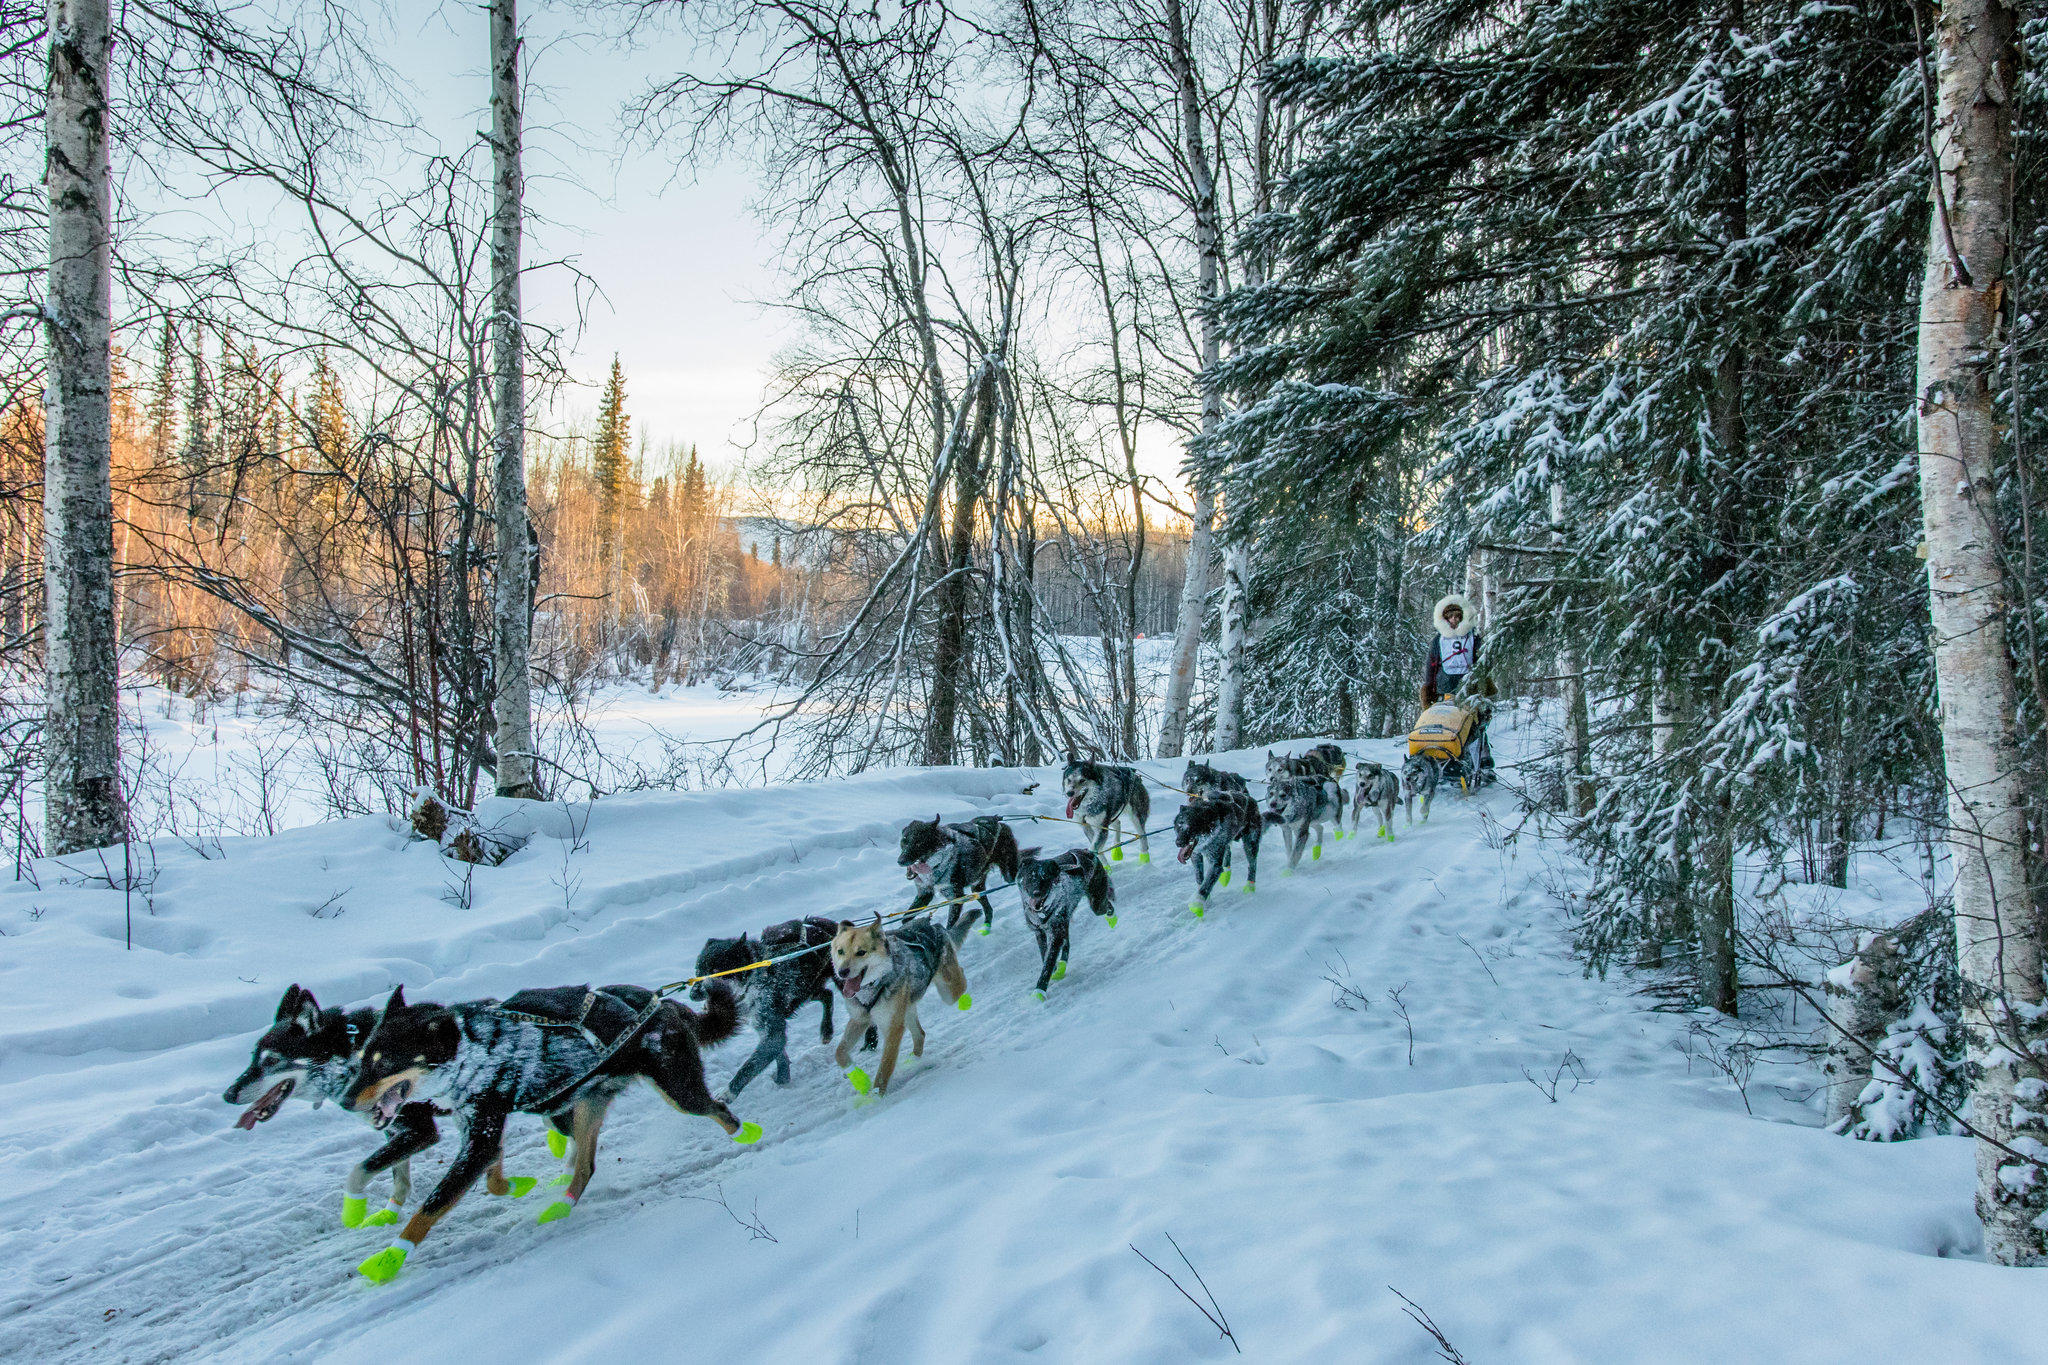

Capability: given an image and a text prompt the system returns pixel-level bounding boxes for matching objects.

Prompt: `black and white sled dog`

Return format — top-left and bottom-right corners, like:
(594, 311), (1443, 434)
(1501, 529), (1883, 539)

(1061, 759), (1153, 863)
(898, 814), (1021, 932)
(224, 983), (446, 1230)
(1182, 759), (1250, 800)
(1173, 790), (1263, 915)
(1350, 761), (1401, 841)
(1013, 847), (1115, 997)
(830, 914), (975, 1096)
(345, 981), (751, 1281)
(1403, 752), (1440, 824)
(692, 916), (861, 1100)
(1265, 773), (1343, 873)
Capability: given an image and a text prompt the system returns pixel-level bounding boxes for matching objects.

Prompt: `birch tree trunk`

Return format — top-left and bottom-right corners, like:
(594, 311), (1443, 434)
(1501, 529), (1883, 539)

(1155, 0), (1219, 760)
(42, 0), (123, 854)
(1214, 0), (1281, 755)
(489, 0), (540, 798)
(1551, 479), (1591, 816)
(1913, 0), (2044, 1266)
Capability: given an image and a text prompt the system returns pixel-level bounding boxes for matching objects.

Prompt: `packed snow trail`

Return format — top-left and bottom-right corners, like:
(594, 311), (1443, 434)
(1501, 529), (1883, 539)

(0, 727), (2040, 1363)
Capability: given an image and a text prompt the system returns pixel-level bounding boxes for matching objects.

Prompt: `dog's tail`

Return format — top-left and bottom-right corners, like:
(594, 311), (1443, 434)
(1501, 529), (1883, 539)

(994, 822), (1021, 884)
(672, 982), (741, 1048)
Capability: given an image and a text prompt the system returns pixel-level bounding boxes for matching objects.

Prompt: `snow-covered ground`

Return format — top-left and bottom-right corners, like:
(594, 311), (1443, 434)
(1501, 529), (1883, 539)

(2, 714), (2040, 1363)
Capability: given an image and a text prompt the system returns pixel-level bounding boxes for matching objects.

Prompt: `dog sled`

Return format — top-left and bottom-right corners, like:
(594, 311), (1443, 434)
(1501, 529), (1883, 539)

(1407, 697), (1491, 790)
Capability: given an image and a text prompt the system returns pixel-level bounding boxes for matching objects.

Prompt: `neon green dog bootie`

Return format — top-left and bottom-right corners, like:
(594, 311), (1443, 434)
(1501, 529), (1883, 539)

(547, 1129), (568, 1159)
(957, 992), (973, 1011)
(537, 1197), (575, 1226)
(1110, 846), (1123, 861)
(342, 1193), (368, 1229)
(1244, 882), (1256, 894)
(1334, 830), (1345, 841)
(1189, 900), (1206, 919)
(1106, 914), (1118, 928)
(357, 1242), (410, 1284)
(1052, 961), (1067, 982)
(367, 1201), (401, 1228)
(979, 923), (991, 936)
(1138, 851), (1150, 865)
(1033, 989), (1046, 1001)
(847, 1067), (873, 1095)
(1312, 844), (1323, 860)
(731, 1122), (763, 1145)
(498, 1175), (537, 1199)
(1218, 868), (1231, 888)
(547, 1171), (573, 1189)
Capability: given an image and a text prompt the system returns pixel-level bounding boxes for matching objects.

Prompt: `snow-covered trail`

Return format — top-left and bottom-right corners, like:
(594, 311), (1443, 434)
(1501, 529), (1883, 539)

(1, 733), (2039, 1363)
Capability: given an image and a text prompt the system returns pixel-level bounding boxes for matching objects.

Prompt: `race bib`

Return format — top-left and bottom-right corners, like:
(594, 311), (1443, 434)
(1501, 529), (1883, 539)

(1442, 634), (1476, 676)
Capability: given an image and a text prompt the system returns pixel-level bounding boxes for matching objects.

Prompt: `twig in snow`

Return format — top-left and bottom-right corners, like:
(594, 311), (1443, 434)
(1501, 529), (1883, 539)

(1131, 1232), (1240, 1354)
(683, 1184), (778, 1243)
(1457, 934), (1501, 987)
(1387, 983), (1415, 1066)
(1522, 1049), (1591, 1102)
(1389, 1286), (1471, 1364)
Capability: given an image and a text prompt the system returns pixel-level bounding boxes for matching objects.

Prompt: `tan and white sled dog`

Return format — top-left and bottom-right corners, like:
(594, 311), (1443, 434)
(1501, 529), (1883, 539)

(830, 915), (975, 1096)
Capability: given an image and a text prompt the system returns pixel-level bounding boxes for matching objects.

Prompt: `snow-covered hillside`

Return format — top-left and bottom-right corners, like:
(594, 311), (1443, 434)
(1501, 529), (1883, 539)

(1, 722), (2039, 1363)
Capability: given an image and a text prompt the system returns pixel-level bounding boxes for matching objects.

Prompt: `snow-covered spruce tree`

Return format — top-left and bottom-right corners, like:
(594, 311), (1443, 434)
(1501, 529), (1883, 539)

(1197, 0), (1938, 1016)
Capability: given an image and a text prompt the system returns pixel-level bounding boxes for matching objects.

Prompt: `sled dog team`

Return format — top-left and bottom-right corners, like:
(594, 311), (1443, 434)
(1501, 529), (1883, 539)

(225, 746), (1443, 1283)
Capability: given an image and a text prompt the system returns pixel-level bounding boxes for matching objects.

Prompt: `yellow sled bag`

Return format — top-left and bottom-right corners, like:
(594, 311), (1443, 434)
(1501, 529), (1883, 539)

(1409, 701), (1475, 762)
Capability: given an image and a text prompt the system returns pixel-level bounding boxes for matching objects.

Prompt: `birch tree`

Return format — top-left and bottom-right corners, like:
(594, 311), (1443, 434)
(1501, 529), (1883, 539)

(490, 0), (540, 799)
(1912, 0), (2045, 1267)
(1154, 0), (1220, 759)
(43, 0), (123, 854)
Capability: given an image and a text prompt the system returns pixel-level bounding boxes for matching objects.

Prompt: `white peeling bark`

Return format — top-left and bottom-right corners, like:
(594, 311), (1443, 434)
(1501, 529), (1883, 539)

(1213, 540), (1248, 749)
(1913, 0), (2044, 1266)
(42, 0), (123, 854)
(489, 0), (539, 799)
(1156, 0), (1219, 760)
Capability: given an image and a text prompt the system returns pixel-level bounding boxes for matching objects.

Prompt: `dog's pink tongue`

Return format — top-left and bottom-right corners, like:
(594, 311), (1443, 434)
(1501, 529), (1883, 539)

(1178, 847), (1192, 863)
(909, 862), (931, 880)
(1065, 796), (1077, 818)
(235, 1079), (292, 1130)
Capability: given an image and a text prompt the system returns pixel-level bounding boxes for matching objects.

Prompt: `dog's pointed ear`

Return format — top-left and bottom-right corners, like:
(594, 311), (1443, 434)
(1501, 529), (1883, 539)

(934, 814), (942, 828)
(378, 985), (406, 1024)
(275, 983), (306, 1023)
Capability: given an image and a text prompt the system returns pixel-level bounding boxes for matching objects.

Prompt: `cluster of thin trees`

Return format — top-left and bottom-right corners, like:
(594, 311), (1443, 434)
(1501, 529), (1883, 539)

(9, 0), (2044, 1263)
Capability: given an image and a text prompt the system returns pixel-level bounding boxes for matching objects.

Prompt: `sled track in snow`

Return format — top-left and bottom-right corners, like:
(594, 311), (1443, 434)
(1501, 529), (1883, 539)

(2, 758), (1489, 1364)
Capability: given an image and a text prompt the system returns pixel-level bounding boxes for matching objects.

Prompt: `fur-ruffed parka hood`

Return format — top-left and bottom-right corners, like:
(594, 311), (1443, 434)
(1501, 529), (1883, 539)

(1433, 593), (1477, 640)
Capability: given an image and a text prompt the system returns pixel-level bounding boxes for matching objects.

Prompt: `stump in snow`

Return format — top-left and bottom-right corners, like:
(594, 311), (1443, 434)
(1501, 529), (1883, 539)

(1821, 933), (1908, 1131)
(407, 787), (519, 866)
(409, 789), (451, 844)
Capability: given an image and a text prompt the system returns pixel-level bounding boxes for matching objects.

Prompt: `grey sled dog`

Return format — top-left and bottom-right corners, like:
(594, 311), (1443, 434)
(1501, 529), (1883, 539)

(1350, 761), (1401, 840)
(1014, 847), (1115, 997)
(1061, 759), (1153, 863)
(1173, 790), (1262, 914)
(692, 915), (856, 1101)
(1265, 773), (1342, 873)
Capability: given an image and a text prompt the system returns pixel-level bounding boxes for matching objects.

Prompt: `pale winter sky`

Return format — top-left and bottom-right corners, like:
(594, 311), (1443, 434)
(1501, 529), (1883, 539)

(386, 3), (793, 474)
